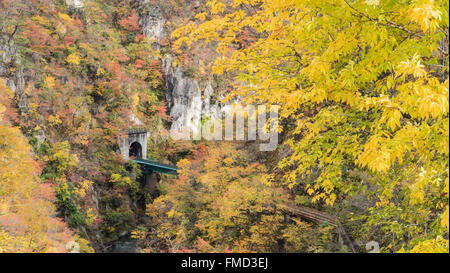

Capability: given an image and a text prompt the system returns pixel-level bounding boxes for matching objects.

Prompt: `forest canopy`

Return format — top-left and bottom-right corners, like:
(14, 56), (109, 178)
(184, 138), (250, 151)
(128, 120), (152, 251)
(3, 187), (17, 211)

(170, 0), (449, 253)
(0, 0), (448, 253)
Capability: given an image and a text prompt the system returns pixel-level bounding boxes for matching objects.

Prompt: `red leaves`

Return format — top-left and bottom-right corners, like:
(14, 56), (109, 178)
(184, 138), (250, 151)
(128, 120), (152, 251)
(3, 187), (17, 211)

(22, 20), (57, 56)
(63, 36), (75, 46)
(33, 183), (57, 202)
(93, 218), (104, 226)
(134, 34), (145, 43)
(135, 59), (145, 68)
(193, 142), (207, 160)
(118, 11), (140, 32)
(107, 62), (122, 79)
(58, 108), (74, 118)
(175, 247), (196, 253)
(151, 105), (171, 120)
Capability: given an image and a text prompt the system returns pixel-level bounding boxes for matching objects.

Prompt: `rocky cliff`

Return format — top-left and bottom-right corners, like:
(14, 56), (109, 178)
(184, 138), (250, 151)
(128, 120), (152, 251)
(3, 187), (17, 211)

(0, 37), (27, 114)
(138, 1), (225, 136)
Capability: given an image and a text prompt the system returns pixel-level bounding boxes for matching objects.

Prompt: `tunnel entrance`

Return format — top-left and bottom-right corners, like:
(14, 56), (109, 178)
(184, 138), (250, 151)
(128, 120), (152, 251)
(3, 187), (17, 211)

(129, 142), (142, 159)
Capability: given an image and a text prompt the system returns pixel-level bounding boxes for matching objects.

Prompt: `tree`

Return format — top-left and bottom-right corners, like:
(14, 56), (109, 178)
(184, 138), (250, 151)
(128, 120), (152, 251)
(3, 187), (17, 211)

(172, 0), (449, 252)
(138, 143), (334, 253)
(1, 79), (74, 252)
(2, 0), (169, 248)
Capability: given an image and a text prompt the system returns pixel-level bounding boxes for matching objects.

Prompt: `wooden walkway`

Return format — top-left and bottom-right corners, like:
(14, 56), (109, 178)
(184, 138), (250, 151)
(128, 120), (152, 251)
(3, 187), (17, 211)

(280, 203), (359, 253)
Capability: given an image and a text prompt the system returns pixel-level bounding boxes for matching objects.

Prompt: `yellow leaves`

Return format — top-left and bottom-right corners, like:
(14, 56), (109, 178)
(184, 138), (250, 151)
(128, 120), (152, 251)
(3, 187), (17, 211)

(167, 208), (177, 218)
(75, 180), (93, 199)
(29, 103), (39, 115)
(32, 15), (51, 26)
(380, 108), (402, 131)
(396, 54), (428, 79)
(394, 77), (448, 121)
(131, 93), (140, 107)
(109, 173), (132, 186)
(223, 156), (235, 166)
(441, 206), (449, 231)
(58, 12), (73, 24)
(326, 193), (337, 206)
(0, 203), (8, 216)
(130, 229), (147, 240)
(96, 67), (105, 76)
(409, 167), (431, 205)
(303, 57), (331, 81)
(66, 53), (81, 65)
(177, 158), (191, 176)
(408, 0), (442, 32)
(74, 237), (94, 253)
(365, 0), (380, 5)
(329, 88), (361, 107)
(0, 79), (12, 122)
(0, 115), (73, 252)
(48, 114), (62, 126)
(417, 85), (449, 120)
(409, 236), (449, 253)
(46, 141), (79, 173)
(359, 94), (398, 111)
(110, 173), (122, 183)
(209, 1), (226, 14)
(357, 134), (392, 173)
(444, 174), (449, 197)
(195, 12), (208, 21)
(0, 78), (13, 98)
(85, 208), (96, 226)
(0, 104), (4, 121)
(0, 231), (27, 253)
(308, 87), (327, 104)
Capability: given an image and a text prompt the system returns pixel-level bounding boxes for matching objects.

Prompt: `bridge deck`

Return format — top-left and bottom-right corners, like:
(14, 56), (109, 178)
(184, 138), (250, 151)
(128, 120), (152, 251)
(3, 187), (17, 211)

(133, 158), (178, 175)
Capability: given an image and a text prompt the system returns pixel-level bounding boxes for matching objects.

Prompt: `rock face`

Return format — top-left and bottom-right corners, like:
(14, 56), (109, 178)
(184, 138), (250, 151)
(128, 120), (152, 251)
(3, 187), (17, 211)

(162, 57), (203, 135)
(65, 0), (84, 10)
(1, 36), (48, 144)
(138, 3), (165, 43)
(0, 37), (28, 113)
(138, 1), (225, 136)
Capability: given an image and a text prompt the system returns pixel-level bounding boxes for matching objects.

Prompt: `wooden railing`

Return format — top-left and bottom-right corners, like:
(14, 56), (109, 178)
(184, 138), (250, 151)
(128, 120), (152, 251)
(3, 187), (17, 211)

(279, 203), (359, 253)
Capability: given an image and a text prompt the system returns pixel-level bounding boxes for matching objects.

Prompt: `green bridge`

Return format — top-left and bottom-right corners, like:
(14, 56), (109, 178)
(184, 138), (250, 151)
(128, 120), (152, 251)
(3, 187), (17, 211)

(133, 158), (178, 175)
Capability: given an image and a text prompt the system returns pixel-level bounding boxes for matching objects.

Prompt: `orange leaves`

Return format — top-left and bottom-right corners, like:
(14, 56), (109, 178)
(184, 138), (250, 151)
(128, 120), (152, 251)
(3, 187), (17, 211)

(118, 11), (140, 32)
(0, 111), (74, 252)
(153, 105), (171, 120)
(0, 80), (17, 124)
(0, 0), (169, 252)
(135, 59), (145, 68)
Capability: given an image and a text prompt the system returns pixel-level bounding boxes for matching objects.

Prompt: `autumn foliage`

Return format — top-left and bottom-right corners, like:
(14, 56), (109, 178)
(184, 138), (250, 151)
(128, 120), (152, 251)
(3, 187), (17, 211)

(1, 80), (73, 252)
(0, 0), (448, 254)
(171, 0), (449, 253)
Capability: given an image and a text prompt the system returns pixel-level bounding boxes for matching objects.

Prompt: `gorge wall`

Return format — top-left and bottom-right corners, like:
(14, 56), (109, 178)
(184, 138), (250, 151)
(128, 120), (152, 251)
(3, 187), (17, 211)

(138, 1), (226, 136)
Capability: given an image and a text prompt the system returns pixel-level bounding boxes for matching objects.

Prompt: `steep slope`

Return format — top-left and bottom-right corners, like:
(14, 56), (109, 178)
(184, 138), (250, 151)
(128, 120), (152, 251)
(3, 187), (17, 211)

(1, 79), (75, 252)
(1, 0), (170, 251)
